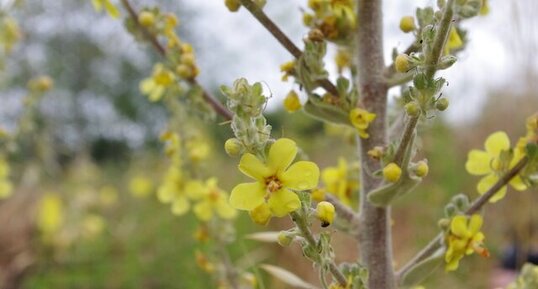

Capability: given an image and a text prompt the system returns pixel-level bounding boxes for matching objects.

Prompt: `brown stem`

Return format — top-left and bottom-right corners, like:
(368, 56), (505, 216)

(355, 0), (394, 288)
(120, 0), (232, 121)
(396, 156), (529, 283)
(237, 0), (339, 96)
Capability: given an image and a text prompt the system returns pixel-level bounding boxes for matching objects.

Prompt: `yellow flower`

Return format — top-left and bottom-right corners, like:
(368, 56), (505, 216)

(140, 64), (175, 102)
(465, 131), (527, 202)
(321, 157), (358, 205)
(229, 138), (320, 219)
(37, 193), (64, 238)
(157, 168), (201, 216)
(91, 0), (120, 19)
(445, 214), (489, 271)
(444, 27), (463, 55)
(349, 108), (376, 139)
(280, 61), (295, 81)
(129, 176), (153, 198)
(193, 178), (237, 221)
(316, 201), (335, 227)
(283, 90), (302, 112)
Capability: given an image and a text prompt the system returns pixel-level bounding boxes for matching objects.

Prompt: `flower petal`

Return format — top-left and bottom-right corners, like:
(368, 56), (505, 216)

(267, 138), (297, 173)
(216, 198), (237, 220)
(477, 174), (507, 202)
(484, 131), (510, 156)
(281, 161), (320, 191)
(171, 196), (189, 216)
(450, 215), (469, 237)
(468, 214), (483, 235)
(509, 175), (527, 191)
(239, 153), (271, 181)
(229, 182), (266, 211)
(268, 189), (300, 217)
(194, 201), (213, 221)
(465, 150), (491, 175)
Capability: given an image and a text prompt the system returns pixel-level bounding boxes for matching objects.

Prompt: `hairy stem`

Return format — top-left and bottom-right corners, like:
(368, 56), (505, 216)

(120, 0), (233, 120)
(290, 212), (348, 286)
(237, 0), (339, 96)
(396, 157), (529, 282)
(355, 0), (394, 288)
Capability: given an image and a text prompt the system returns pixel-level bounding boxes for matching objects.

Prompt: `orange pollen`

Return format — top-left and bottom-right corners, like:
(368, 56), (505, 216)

(265, 175), (283, 193)
(473, 242), (490, 258)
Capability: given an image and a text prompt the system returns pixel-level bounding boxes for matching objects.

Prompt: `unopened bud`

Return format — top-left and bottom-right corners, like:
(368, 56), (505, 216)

(436, 98), (449, 111)
(224, 138), (244, 157)
(316, 201), (335, 227)
(383, 163), (402, 183)
(414, 160), (429, 177)
(405, 102), (421, 117)
(308, 29), (324, 42)
(368, 146), (385, 160)
(138, 11), (155, 27)
(395, 54), (410, 73)
(225, 0), (241, 12)
(399, 16), (416, 33)
(277, 231), (294, 246)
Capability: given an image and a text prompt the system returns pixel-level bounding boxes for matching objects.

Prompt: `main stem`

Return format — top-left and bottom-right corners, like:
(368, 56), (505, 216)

(355, 1), (394, 288)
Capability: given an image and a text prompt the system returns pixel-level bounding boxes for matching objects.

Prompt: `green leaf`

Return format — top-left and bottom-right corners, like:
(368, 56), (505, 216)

(400, 248), (444, 288)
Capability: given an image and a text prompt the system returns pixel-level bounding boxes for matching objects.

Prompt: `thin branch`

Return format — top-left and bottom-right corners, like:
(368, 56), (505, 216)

(396, 156), (529, 282)
(237, 0), (339, 96)
(291, 212), (348, 287)
(120, 0), (233, 121)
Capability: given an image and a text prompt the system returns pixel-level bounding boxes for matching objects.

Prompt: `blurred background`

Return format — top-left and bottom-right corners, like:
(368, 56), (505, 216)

(0, 0), (537, 288)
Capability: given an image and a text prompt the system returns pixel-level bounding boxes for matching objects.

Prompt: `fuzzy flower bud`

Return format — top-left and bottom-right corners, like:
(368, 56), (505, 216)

(436, 98), (449, 111)
(283, 90), (302, 112)
(138, 11), (155, 27)
(277, 231), (294, 246)
(414, 160), (429, 177)
(383, 163), (402, 183)
(316, 201), (335, 227)
(399, 16), (416, 33)
(405, 101), (421, 117)
(224, 138), (244, 157)
(395, 54), (410, 73)
(225, 0), (241, 12)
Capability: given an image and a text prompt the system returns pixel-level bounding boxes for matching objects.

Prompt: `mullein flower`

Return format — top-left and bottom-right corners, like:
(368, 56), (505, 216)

(229, 138), (320, 221)
(283, 90), (302, 112)
(465, 131), (527, 202)
(444, 27), (463, 55)
(445, 214), (489, 271)
(349, 108), (376, 139)
(140, 63), (176, 102)
(321, 157), (358, 206)
(193, 178), (237, 221)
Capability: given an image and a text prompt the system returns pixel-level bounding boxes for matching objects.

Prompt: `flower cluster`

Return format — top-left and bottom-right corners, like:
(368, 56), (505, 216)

(303, 0), (357, 44)
(229, 138), (320, 225)
(444, 214), (489, 271)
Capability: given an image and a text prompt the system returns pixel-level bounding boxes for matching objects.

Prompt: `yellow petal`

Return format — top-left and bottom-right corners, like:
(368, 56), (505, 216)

(216, 198), (237, 219)
(450, 215), (469, 237)
(171, 196), (189, 215)
(280, 161), (320, 191)
(268, 189), (301, 217)
(509, 175), (527, 191)
(103, 0), (120, 18)
(184, 180), (205, 200)
(238, 153), (271, 181)
(477, 174), (498, 194)
(267, 138), (297, 173)
(322, 167), (340, 185)
(468, 214), (483, 235)
(465, 150), (491, 175)
(229, 182), (266, 211)
(194, 201), (212, 221)
(484, 131), (510, 156)
(149, 85), (165, 102)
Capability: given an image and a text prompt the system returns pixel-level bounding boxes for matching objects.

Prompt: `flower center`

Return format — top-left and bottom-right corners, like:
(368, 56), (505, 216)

(490, 157), (502, 172)
(208, 190), (220, 202)
(265, 175), (283, 194)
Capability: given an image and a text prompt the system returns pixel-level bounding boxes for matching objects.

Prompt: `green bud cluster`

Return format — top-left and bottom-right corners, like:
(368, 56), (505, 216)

(296, 34), (329, 92)
(507, 263), (538, 289)
(221, 78), (272, 155)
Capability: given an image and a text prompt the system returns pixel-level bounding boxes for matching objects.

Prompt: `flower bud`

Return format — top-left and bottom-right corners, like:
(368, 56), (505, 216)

(399, 16), (416, 33)
(277, 231), (294, 246)
(368, 146), (384, 160)
(303, 13), (314, 26)
(283, 90), (302, 112)
(316, 201), (335, 227)
(414, 160), (429, 177)
(28, 76), (54, 92)
(438, 218), (450, 229)
(383, 163), (402, 183)
(405, 102), (421, 117)
(138, 11), (155, 27)
(436, 98), (449, 111)
(180, 53), (195, 66)
(249, 203), (272, 226)
(225, 0), (241, 12)
(395, 54), (410, 73)
(444, 203), (456, 217)
(311, 188), (326, 202)
(224, 138), (244, 157)
(308, 29), (324, 42)
(176, 64), (192, 79)
(452, 194), (469, 211)
(438, 55), (457, 70)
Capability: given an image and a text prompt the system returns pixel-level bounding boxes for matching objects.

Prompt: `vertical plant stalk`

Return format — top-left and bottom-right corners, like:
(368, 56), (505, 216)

(355, 0), (394, 288)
